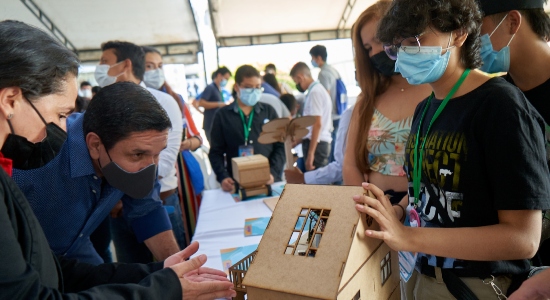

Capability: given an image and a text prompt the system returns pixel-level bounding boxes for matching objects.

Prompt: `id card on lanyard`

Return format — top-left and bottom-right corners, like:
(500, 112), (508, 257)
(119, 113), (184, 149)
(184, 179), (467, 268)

(399, 69), (471, 282)
(238, 107), (255, 157)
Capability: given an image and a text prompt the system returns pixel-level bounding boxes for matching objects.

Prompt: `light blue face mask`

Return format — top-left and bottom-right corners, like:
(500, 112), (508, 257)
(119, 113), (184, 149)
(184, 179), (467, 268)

(395, 33), (455, 85)
(311, 59), (319, 68)
(239, 88), (263, 106)
(220, 79), (228, 88)
(479, 15), (516, 73)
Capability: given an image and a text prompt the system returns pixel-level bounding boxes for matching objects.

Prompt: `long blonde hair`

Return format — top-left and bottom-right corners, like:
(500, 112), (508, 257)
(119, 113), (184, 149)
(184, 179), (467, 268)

(352, 0), (393, 174)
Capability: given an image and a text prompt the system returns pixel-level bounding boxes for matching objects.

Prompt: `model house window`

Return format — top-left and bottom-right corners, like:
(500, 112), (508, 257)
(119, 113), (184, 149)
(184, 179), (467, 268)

(380, 252), (392, 285)
(285, 208), (330, 257)
(352, 290), (361, 300)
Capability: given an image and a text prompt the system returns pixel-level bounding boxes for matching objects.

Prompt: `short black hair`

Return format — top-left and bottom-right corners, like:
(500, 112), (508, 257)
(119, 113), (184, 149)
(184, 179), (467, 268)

(84, 82), (172, 151)
(142, 46), (161, 55)
(265, 63), (276, 72)
(75, 96), (88, 113)
(290, 62), (311, 77)
(309, 45), (328, 62)
(263, 73), (281, 94)
(80, 81), (91, 88)
(232, 65), (260, 99)
(0, 20), (79, 101)
(91, 86), (101, 95)
(490, 9), (550, 41)
(377, 0), (483, 69)
(215, 66), (232, 77)
(101, 41), (145, 81)
(280, 94), (297, 113)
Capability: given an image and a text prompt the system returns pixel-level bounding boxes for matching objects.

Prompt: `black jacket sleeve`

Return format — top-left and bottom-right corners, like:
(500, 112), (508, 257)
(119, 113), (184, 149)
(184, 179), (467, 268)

(208, 110), (231, 182)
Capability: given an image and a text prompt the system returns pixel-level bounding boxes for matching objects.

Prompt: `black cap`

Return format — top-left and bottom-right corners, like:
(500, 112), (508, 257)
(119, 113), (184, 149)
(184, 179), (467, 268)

(478, 0), (546, 16)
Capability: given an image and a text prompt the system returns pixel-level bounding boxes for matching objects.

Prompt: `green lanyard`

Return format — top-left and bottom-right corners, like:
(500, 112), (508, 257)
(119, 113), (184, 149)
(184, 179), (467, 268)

(413, 69), (471, 207)
(238, 108), (255, 145)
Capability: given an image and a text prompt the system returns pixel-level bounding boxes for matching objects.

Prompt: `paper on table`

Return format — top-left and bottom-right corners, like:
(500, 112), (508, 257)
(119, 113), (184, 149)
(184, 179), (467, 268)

(220, 244), (258, 273)
(245, 217), (271, 236)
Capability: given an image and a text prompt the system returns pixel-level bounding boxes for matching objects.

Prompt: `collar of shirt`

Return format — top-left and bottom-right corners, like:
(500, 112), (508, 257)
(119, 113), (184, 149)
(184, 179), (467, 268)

(231, 102), (263, 115)
(68, 113), (97, 178)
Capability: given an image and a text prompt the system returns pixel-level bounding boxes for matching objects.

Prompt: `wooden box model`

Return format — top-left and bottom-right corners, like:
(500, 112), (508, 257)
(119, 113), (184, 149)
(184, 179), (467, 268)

(239, 184), (400, 300)
(231, 155), (272, 200)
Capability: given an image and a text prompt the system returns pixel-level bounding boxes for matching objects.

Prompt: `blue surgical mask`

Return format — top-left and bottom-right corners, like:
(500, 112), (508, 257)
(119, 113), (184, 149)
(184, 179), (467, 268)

(479, 15), (515, 73)
(94, 61), (124, 88)
(220, 79), (228, 88)
(239, 88), (262, 106)
(311, 60), (319, 68)
(143, 69), (165, 90)
(395, 33), (455, 85)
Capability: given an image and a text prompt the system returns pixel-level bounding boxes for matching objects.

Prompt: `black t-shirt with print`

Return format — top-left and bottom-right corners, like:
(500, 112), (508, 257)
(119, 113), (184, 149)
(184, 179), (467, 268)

(507, 75), (550, 125)
(405, 77), (550, 275)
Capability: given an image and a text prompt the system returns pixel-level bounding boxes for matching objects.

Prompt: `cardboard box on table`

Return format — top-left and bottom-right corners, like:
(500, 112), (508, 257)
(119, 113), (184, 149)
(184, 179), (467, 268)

(233, 184), (400, 300)
(231, 155), (272, 199)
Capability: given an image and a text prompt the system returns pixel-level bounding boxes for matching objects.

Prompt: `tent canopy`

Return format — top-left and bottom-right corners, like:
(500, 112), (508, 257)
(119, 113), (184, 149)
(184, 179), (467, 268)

(1, 0), (201, 64)
(209, 0), (376, 47)
(209, 0), (550, 48)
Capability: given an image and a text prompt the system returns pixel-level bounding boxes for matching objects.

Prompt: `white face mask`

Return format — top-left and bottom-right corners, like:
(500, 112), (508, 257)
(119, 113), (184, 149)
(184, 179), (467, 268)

(79, 89), (92, 98)
(94, 61), (124, 87)
(143, 69), (165, 90)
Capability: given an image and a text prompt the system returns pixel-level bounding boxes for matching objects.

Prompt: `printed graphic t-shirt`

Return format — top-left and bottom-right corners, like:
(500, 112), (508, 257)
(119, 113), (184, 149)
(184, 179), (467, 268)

(405, 77), (550, 275)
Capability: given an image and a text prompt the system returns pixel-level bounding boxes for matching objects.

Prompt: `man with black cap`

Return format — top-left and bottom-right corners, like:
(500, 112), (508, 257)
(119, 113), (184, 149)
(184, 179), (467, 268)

(478, 0), (550, 267)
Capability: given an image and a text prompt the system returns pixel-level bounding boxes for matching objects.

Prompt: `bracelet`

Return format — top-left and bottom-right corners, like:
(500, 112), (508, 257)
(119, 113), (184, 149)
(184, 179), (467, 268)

(392, 204), (406, 223)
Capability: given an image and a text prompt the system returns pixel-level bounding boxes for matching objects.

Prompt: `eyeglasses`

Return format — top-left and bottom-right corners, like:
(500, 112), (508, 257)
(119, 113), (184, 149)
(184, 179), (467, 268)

(383, 32), (426, 60)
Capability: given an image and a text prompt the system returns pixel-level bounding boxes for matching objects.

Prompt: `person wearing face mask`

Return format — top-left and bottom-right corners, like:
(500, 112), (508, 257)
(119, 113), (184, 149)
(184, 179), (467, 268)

(195, 67), (232, 143)
(343, 1), (432, 205)
(142, 46), (204, 244)
(290, 62), (333, 171)
(478, 0), (550, 267)
(79, 81), (93, 100)
(208, 65), (285, 193)
(350, 0), (550, 298)
(0, 20), (235, 300)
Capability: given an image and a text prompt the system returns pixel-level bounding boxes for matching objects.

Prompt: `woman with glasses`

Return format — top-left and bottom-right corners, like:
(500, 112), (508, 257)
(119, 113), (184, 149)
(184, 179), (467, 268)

(343, 0), (432, 205)
(208, 65), (284, 193)
(353, 0), (550, 298)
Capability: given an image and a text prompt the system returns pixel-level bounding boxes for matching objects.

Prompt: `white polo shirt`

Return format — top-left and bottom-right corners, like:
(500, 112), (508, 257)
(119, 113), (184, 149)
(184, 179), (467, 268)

(303, 81), (333, 143)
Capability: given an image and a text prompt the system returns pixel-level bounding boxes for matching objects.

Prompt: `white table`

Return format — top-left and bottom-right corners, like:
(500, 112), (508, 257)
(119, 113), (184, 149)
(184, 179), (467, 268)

(191, 184), (283, 271)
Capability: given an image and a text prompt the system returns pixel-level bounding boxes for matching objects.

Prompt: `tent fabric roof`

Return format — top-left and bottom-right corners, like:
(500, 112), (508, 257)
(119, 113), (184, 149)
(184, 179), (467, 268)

(209, 0), (377, 47)
(1, 0), (201, 64)
(209, 0), (550, 48)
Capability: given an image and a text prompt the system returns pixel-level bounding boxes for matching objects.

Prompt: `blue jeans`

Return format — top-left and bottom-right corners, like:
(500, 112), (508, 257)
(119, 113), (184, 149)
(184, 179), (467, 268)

(110, 193), (187, 263)
(329, 119), (339, 163)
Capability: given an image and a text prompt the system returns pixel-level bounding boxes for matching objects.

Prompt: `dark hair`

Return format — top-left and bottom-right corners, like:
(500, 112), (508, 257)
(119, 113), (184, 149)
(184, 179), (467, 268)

(265, 63), (276, 72)
(83, 82), (172, 151)
(214, 66), (232, 78)
(309, 45), (328, 62)
(377, 0), (483, 69)
(490, 9), (550, 41)
(80, 81), (91, 88)
(263, 74), (281, 94)
(101, 41), (145, 81)
(280, 94), (297, 113)
(0, 20), (80, 101)
(75, 96), (88, 113)
(91, 86), (101, 96)
(231, 65), (260, 100)
(352, 1), (393, 174)
(289, 62), (311, 77)
(142, 46), (161, 55)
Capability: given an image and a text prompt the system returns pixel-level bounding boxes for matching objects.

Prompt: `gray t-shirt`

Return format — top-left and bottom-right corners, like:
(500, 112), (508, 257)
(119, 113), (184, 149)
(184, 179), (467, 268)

(318, 64), (341, 119)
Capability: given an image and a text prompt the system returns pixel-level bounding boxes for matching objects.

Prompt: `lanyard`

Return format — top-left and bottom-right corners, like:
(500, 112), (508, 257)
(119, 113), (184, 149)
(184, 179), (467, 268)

(412, 69), (470, 206)
(238, 108), (255, 145)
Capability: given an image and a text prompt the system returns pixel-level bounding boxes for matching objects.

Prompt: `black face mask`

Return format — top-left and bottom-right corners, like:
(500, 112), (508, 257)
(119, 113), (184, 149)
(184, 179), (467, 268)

(370, 51), (398, 77)
(1, 101), (67, 170)
(296, 82), (305, 93)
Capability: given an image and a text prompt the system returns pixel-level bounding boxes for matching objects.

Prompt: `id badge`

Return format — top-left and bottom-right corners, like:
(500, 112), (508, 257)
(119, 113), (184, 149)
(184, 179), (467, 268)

(399, 207), (420, 282)
(238, 145), (254, 157)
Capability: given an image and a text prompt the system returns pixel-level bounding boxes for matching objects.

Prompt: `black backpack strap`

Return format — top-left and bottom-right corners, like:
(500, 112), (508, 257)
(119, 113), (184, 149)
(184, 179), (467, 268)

(441, 269), (480, 300)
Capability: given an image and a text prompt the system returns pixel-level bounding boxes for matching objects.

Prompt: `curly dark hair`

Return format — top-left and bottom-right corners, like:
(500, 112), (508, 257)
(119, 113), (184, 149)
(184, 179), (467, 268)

(377, 0), (483, 69)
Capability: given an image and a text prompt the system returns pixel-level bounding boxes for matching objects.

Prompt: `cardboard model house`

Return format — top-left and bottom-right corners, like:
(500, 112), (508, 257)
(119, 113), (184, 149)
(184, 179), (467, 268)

(231, 155), (272, 199)
(241, 184), (400, 300)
